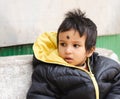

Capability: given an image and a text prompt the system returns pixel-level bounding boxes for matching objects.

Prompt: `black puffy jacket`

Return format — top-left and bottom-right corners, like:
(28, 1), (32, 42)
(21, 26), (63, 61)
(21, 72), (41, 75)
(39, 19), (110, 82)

(27, 53), (120, 99)
(27, 32), (120, 99)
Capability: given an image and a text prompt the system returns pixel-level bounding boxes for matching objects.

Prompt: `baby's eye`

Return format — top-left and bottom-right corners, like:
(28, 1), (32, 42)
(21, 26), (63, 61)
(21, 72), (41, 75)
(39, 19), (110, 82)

(73, 44), (80, 48)
(60, 43), (67, 47)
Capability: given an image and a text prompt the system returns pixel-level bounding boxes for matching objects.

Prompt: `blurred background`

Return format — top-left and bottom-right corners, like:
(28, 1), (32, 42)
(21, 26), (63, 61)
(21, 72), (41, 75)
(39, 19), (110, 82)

(0, 0), (120, 60)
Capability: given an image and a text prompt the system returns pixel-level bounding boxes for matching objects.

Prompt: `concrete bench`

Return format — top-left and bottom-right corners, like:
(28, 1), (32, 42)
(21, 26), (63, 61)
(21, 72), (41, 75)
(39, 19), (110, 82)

(0, 48), (119, 99)
(0, 55), (33, 99)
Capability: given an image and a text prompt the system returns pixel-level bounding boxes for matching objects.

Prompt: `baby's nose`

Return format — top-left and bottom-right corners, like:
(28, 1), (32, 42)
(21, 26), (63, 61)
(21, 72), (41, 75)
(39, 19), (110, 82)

(65, 47), (73, 54)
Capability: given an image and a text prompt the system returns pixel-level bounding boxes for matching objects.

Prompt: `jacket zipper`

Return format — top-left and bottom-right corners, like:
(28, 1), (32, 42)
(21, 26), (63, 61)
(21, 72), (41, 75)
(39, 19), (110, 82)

(70, 58), (99, 99)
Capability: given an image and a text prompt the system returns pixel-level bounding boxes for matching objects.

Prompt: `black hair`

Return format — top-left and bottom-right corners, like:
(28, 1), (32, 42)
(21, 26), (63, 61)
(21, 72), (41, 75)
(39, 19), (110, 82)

(57, 9), (97, 51)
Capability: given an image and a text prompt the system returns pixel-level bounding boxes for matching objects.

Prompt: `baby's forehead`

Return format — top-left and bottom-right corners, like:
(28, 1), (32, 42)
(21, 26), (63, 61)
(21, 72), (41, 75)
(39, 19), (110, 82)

(59, 31), (86, 38)
(59, 31), (86, 42)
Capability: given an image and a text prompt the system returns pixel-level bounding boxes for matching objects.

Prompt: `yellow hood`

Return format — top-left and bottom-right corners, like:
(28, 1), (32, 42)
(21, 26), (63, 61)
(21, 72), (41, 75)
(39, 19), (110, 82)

(33, 32), (72, 66)
(33, 32), (99, 99)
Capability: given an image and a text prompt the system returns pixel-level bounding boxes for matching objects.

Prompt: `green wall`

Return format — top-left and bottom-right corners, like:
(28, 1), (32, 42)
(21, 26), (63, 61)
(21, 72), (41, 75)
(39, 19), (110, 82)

(0, 44), (33, 56)
(0, 34), (120, 60)
(96, 34), (120, 59)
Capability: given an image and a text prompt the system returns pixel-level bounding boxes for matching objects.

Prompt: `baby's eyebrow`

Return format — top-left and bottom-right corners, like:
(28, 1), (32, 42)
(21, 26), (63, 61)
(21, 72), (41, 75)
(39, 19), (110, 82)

(73, 41), (82, 44)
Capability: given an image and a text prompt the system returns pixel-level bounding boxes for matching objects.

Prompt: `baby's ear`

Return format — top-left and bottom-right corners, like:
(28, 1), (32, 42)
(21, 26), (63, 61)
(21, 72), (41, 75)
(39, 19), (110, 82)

(87, 47), (95, 57)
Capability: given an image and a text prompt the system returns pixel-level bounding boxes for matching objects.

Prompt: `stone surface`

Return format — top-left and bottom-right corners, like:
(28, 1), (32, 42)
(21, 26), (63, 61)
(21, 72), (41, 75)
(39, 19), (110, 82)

(95, 48), (119, 62)
(0, 55), (33, 99)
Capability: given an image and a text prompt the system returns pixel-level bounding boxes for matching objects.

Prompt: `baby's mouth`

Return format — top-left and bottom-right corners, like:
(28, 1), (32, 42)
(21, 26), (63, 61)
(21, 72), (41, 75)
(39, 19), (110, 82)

(64, 57), (73, 63)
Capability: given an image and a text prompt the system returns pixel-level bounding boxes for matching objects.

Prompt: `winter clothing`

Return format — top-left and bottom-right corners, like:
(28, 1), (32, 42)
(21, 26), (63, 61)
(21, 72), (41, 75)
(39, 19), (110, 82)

(27, 32), (120, 99)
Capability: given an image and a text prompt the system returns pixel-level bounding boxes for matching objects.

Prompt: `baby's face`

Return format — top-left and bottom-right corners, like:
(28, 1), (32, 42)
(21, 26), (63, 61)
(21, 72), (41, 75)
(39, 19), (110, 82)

(58, 29), (92, 66)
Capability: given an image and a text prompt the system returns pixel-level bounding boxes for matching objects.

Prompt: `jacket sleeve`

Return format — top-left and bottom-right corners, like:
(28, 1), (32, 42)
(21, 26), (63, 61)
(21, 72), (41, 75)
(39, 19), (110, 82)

(106, 64), (120, 99)
(27, 64), (58, 99)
